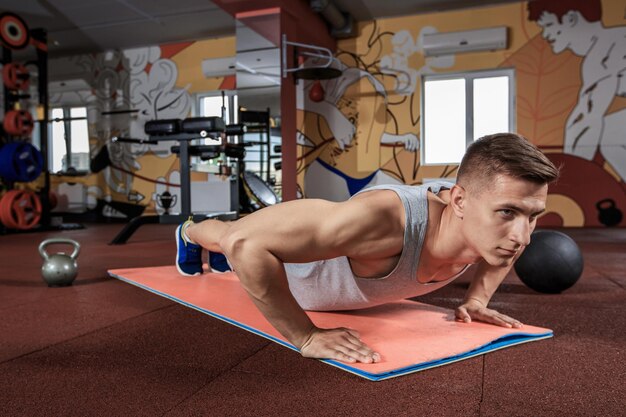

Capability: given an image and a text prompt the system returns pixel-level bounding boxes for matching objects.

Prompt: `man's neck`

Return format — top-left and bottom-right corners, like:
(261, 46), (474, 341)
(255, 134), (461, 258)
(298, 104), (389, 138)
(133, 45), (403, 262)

(424, 203), (480, 268)
(570, 21), (603, 56)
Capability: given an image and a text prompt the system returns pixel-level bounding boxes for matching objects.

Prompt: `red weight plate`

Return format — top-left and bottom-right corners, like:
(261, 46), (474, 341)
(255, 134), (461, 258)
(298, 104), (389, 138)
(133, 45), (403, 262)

(0, 13), (30, 50)
(3, 110), (34, 136)
(2, 63), (30, 90)
(0, 190), (41, 229)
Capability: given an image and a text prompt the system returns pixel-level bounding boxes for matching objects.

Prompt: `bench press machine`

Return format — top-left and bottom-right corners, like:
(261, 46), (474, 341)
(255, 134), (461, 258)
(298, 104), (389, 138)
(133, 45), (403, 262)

(109, 116), (238, 245)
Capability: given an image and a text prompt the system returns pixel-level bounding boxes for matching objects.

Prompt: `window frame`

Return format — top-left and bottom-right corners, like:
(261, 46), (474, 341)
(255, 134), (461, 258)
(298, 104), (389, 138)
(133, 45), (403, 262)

(420, 67), (516, 166)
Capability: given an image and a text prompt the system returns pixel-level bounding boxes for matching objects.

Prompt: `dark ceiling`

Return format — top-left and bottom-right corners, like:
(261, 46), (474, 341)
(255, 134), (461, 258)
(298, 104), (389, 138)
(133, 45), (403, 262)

(0, 0), (524, 58)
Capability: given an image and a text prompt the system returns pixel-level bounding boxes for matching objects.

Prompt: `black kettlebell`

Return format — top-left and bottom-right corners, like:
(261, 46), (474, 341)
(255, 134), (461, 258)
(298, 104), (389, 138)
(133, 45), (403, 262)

(596, 199), (623, 227)
(38, 238), (81, 287)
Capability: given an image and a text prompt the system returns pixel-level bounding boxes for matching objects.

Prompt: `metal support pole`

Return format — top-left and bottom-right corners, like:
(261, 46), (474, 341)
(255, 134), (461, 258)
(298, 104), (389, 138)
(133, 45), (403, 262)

(178, 140), (191, 217)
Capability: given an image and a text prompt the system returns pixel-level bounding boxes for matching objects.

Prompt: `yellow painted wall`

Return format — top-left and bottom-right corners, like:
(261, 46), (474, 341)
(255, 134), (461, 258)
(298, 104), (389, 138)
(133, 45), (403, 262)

(297, 0), (626, 227)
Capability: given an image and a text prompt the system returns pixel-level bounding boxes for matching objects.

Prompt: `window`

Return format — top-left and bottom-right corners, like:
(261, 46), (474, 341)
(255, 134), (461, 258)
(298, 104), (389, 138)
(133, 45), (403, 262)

(50, 107), (90, 173)
(421, 68), (515, 165)
(198, 92), (237, 124)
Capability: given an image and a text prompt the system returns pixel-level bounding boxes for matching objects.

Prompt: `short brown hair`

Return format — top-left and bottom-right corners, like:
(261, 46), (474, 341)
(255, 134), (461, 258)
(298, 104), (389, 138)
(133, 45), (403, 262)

(457, 133), (559, 193)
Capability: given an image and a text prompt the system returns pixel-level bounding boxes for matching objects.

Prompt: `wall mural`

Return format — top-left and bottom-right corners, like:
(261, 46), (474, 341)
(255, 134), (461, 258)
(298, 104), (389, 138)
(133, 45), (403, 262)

(524, 0), (626, 227)
(47, 0), (625, 227)
(49, 39), (235, 219)
(297, 0), (626, 227)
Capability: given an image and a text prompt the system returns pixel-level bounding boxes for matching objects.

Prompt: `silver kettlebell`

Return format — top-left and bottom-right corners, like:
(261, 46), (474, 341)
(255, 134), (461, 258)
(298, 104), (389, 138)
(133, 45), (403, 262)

(38, 238), (81, 287)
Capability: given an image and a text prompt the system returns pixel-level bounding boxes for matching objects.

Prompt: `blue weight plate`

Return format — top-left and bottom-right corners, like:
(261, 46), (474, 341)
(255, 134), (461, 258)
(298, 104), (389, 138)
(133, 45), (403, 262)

(16, 143), (43, 181)
(0, 142), (43, 182)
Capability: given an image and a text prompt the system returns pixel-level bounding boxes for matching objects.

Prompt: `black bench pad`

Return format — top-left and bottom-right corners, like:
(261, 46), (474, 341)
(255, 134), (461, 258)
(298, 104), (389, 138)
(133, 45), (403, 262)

(182, 117), (225, 134)
(144, 119), (181, 135)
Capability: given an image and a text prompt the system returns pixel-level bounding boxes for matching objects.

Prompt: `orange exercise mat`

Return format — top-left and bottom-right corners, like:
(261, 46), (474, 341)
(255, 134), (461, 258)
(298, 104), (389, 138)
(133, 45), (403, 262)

(108, 266), (552, 381)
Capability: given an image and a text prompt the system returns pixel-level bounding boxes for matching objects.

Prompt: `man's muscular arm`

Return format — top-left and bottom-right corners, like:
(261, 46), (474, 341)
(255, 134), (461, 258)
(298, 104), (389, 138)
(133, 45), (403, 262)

(564, 74), (618, 159)
(302, 98), (355, 149)
(220, 193), (401, 363)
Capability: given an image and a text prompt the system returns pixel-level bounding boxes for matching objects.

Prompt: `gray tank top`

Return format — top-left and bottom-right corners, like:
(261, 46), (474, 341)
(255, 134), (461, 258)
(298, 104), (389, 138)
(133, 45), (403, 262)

(284, 182), (469, 311)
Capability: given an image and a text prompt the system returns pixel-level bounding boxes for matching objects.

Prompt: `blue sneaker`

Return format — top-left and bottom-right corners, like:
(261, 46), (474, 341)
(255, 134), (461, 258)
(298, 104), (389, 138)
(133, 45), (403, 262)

(175, 221), (203, 276)
(209, 251), (232, 273)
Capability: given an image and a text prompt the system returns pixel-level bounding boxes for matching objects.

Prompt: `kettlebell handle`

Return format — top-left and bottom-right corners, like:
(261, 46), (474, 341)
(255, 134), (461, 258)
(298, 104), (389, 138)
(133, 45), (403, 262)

(596, 198), (616, 210)
(38, 238), (81, 260)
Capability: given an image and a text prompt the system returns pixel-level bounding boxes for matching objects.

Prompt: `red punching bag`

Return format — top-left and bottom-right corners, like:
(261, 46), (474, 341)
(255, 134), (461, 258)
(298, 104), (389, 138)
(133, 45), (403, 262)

(309, 80), (325, 102)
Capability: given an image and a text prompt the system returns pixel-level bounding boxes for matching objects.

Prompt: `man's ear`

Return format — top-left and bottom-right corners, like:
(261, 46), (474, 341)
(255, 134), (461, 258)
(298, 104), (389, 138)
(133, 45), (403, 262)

(564, 10), (579, 27)
(450, 184), (466, 219)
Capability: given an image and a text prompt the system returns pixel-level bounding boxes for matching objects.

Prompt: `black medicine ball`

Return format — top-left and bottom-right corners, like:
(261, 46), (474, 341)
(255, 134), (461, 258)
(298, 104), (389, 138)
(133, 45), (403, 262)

(514, 230), (584, 294)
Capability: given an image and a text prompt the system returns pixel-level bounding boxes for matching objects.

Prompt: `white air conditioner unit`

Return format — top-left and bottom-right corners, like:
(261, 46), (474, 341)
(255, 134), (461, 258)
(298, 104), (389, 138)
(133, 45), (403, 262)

(422, 27), (508, 57)
(201, 57), (236, 78)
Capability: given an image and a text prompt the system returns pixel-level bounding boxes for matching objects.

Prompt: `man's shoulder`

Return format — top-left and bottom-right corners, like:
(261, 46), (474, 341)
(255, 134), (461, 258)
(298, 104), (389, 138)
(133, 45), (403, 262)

(586, 30), (626, 62)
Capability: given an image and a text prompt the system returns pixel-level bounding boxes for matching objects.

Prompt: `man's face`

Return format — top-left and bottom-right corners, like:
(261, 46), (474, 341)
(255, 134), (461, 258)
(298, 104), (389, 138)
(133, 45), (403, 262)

(461, 175), (548, 268)
(536, 11), (575, 54)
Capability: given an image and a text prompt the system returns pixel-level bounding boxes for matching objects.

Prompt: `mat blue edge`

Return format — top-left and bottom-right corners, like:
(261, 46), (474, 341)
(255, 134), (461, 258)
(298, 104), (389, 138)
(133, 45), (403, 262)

(109, 271), (554, 382)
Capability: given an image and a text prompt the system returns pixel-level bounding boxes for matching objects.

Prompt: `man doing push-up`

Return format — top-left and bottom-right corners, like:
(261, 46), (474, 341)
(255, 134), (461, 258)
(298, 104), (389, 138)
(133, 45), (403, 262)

(174, 133), (559, 364)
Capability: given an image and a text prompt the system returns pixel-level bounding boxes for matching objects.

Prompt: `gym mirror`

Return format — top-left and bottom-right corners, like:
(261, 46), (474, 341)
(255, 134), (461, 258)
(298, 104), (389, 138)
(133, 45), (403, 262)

(235, 12), (282, 204)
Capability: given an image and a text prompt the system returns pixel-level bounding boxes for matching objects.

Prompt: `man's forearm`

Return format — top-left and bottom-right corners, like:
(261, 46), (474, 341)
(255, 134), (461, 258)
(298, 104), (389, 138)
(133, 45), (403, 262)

(228, 249), (316, 349)
(463, 261), (511, 306)
(247, 281), (317, 349)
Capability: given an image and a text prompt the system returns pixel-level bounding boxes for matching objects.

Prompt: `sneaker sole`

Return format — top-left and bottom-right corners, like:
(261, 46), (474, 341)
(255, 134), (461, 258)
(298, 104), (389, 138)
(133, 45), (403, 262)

(175, 225), (202, 276)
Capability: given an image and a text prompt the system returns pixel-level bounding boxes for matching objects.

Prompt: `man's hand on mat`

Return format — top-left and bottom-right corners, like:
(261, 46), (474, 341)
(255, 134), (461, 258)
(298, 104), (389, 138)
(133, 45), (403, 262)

(299, 327), (381, 364)
(455, 299), (523, 329)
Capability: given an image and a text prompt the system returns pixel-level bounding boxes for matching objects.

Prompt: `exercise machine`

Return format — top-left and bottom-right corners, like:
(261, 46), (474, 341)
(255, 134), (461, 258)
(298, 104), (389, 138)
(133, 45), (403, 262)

(109, 116), (238, 244)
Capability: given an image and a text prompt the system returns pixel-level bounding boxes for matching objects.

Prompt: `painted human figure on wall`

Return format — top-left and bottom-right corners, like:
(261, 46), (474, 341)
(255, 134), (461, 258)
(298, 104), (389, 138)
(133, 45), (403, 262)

(529, 0), (626, 181)
(297, 24), (459, 201)
(297, 58), (419, 201)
